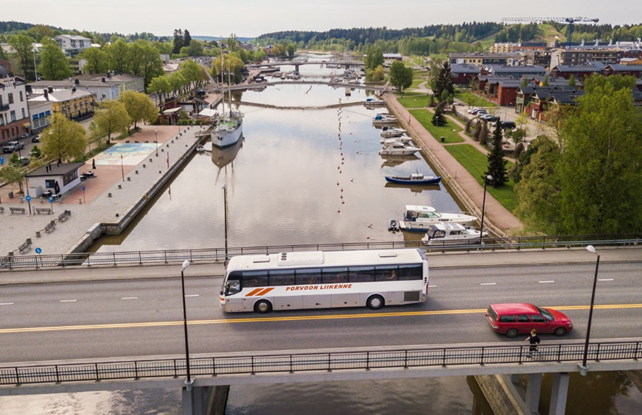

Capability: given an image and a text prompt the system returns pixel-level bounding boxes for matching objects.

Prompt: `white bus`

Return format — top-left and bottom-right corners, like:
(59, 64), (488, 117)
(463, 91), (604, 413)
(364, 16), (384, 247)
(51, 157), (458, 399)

(219, 249), (429, 313)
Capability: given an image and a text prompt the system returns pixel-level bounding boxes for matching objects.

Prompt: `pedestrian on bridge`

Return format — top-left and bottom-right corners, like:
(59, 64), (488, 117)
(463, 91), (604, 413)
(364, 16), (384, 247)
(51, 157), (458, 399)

(526, 329), (541, 358)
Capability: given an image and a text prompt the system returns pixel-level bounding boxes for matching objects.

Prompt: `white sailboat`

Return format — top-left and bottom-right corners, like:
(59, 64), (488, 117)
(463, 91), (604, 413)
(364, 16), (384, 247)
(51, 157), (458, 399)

(212, 59), (243, 149)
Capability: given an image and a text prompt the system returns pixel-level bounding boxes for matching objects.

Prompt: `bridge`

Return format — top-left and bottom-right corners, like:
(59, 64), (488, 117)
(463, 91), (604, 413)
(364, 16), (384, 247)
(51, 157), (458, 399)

(247, 60), (365, 72)
(221, 79), (388, 93)
(1, 246), (641, 414)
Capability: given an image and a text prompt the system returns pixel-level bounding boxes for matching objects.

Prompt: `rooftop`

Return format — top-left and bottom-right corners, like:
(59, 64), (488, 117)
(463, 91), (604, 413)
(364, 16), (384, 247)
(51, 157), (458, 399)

(29, 88), (94, 102)
(27, 162), (85, 178)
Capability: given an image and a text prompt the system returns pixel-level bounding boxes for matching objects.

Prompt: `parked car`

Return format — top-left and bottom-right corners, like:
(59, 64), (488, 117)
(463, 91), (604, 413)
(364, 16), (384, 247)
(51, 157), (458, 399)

(492, 121), (516, 130)
(19, 157), (30, 166)
(467, 107), (481, 114)
(479, 113), (498, 122)
(31, 135), (41, 143)
(2, 141), (25, 153)
(486, 303), (573, 338)
(474, 109), (488, 116)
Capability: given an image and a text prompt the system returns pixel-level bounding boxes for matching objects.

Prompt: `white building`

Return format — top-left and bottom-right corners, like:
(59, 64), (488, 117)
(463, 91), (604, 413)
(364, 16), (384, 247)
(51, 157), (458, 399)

(27, 97), (53, 132)
(0, 77), (30, 144)
(53, 35), (92, 55)
(26, 162), (85, 197)
(28, 73), (145, 103)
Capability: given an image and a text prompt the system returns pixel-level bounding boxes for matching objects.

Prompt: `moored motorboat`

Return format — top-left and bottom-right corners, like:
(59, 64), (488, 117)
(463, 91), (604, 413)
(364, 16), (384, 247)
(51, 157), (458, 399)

(399, 205), (477, 231)
(380, 127), (406, 138)
(385, 173), (441, 185)
(380, 135), (413, 145)
(364, 97), (385, 107)
(372, 113), (397, 126)
(421, 223), (488, 245)
(379, 142), (420, 156)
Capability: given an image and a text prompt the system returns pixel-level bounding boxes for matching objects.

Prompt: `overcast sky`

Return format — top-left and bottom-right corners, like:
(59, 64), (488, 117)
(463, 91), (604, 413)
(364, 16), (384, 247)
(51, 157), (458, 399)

(3, 0), (640, 38)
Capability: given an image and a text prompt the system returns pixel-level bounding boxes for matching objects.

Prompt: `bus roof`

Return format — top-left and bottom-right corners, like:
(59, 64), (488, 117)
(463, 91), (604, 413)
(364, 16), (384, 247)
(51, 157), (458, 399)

(226, 249), (426, 272)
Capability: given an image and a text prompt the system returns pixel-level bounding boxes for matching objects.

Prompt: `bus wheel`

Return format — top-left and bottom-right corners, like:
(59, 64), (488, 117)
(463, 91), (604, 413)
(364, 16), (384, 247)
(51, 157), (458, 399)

(254, 300), (272, 314)
(367, 295), (385, 310)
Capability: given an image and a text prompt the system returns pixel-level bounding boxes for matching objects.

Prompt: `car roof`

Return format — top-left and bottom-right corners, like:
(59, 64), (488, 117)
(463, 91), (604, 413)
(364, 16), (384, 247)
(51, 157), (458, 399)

(490, 303), (539, 314)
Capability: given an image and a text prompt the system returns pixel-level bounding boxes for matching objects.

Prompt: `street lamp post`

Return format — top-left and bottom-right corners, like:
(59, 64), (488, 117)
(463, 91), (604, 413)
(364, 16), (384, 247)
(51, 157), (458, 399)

(120, 155), (124, 182)
(479, 174), (492, 244)
(180, 260), (192, 387)
(579, 245), (600, 376)
(154, 129), (158, 157)
(221, 184), (228, 264)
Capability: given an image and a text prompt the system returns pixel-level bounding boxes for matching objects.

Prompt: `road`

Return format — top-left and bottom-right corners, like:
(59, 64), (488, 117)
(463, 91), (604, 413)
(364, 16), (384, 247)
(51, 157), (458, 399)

(1, 261), (641, 364)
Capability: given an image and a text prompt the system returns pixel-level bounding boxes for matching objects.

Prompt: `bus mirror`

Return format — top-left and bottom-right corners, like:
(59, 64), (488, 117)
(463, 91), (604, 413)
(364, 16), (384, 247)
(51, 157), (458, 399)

(220, 290), (224, 296)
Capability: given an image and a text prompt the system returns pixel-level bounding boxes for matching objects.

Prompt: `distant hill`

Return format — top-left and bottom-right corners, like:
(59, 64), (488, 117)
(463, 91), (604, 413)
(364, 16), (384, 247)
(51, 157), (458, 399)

(193, 35), (254, 43)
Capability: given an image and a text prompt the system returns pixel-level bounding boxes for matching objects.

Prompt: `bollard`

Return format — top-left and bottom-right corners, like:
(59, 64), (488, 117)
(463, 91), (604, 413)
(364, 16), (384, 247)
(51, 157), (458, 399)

(115, 213), (119, 217)
(127, 177), (131, 181)
(149, 158), (153, 162)
(20, 196), (24, 203)
(108, 193), (112, 197)
(118, 185), (122, 189)
(143, 164), (146, 168)
(161, 149), (164, 152)
(135, 170), (139, 174)
(36, 231), (41, 238)
(159, 171), (162, 174)
(79, 198), (82, 204)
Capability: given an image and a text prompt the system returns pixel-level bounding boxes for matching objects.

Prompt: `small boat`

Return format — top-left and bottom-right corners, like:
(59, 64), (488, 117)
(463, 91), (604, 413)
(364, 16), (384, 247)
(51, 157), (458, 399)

(195, 145), (206, 153)
(399, 205), (477, 231)
(365, 97), (385, 107)
(421, 223), (488, 245)
(380, 135), (413, 145)
(372, 113), (397, 126)
(385, 173), (441, 185)
(388, 219), (400, 232)
(379, 142), (420, 156)
(380, 127), (406, 138)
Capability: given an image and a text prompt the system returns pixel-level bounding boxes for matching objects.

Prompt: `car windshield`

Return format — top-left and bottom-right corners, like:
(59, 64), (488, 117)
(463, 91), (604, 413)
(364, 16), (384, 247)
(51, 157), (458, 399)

(536, 306), (554, 321)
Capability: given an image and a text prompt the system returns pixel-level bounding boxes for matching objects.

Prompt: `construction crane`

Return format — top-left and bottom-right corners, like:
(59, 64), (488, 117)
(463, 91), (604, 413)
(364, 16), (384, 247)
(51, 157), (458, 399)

(501, 17), (599, 46)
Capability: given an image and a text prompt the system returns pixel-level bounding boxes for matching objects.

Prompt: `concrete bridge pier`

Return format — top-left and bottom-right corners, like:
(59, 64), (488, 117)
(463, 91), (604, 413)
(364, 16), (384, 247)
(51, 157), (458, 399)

(183, 384), (230, 415)
(294, 64), (300, 73)
(525, 373), (542, 413)
(548, 373), (570, 415)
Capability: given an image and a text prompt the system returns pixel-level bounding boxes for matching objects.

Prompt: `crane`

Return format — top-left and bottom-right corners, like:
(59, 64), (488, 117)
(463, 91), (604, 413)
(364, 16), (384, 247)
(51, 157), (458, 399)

(501, 17), (599, 47)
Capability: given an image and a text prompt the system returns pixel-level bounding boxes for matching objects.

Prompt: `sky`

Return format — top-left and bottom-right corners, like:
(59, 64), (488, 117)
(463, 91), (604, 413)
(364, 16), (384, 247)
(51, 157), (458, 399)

(2, 0), (641, 38)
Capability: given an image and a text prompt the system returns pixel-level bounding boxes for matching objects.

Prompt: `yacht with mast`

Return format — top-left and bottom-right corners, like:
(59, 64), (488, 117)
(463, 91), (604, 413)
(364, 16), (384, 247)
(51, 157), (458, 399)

(212, 60), (243, 148)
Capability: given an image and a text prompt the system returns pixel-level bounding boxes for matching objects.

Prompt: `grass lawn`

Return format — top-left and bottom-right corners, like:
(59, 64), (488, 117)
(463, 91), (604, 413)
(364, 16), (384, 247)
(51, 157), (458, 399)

(409, 109), (464, 144)
(443, 144), (518, 212)
(409, 76), (427, 90)
(397, 93), (431, 108)
(454, 90), (497, 108)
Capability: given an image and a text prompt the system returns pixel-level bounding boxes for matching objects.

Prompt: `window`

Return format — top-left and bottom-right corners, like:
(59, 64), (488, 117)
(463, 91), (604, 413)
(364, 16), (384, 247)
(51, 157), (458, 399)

(375, 266), (398, 281)
(225, 272), (241, 296)
(499, 315), (516, 323)
(10, 111), (16, 122)
(295, 268), (321, 285)
(21, 108), (25, 119)
(268, 269), (295, 286)
(487, 307), (498, 321)
(398, 264), (423, 280)
(241, 271), (268, 288)
(8, 93), (13, 104)
(349, 266), (375, 283)
(19, 91), (23, 102)
(517, 315), (530, 323)
(321, 267), (347, 284)
(531, 315), (547, 323)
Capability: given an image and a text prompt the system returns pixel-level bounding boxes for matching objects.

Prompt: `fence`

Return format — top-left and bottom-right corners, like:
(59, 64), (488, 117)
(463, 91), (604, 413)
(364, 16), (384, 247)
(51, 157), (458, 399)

(1, 235), (640, 271)
(1, 340), (640, 386)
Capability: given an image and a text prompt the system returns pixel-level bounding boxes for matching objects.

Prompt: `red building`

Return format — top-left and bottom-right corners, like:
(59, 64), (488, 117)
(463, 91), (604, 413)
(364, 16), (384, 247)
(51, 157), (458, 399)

(485, 78), (522, 106)
(549, 62), (606, 81)
(450, 64), (480, 85)
(603, 64), (642, 78)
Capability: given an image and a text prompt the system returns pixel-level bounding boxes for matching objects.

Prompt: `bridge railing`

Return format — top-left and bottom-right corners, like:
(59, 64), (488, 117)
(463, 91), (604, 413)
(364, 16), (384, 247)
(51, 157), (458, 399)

(1, 340), (640, 386)
(1, 234), (640, 271)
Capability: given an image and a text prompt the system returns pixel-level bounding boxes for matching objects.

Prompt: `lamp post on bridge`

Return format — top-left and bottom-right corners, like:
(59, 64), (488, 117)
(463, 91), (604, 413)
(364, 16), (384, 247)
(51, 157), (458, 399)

(154, 129), (158, 157)
(180, 260), (192, 388)
(221, 184), (228, 265)
(479, 174), (492, 244)
(579, 245), (600, 376)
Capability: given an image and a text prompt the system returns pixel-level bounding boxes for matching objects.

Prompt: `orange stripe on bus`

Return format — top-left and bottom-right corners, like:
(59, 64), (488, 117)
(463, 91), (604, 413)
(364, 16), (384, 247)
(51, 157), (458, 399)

(257, 287), (274, 296)
(245, 288), (263, 297)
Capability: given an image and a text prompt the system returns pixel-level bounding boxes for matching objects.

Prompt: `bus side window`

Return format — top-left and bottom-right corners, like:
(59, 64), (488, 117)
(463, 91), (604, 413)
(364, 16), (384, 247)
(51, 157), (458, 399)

(322, 267), (348, 284)
(242, 271), (268, 287)
(375, 266), (398, 281)
(349, 266), (375, 283)
(295, 268), (322, 285)
(269, 269), (295, 286)
(398, 264), (423, 280)
(225, 272), (242, 296)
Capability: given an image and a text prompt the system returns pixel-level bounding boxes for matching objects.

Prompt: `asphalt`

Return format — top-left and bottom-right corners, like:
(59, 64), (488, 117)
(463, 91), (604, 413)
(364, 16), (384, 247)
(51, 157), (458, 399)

(0, 254), (641, 364)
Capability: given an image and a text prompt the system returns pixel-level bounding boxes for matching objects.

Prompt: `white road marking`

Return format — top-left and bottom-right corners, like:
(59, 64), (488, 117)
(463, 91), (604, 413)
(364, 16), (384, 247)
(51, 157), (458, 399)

(121, 297), (138, 300)
(480, 283), (496, 286)
(428, 285), (437, 288)
(60, 300), (77, 303)
(185, 294), (199, 297)
(598, 279), (614, 282)
(0, 303), (14, 306)
(539, 280), (555, 284)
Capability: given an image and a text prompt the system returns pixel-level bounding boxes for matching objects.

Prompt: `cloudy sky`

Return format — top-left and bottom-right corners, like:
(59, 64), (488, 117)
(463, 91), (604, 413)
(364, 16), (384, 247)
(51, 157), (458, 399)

(3, 0), (640, 37)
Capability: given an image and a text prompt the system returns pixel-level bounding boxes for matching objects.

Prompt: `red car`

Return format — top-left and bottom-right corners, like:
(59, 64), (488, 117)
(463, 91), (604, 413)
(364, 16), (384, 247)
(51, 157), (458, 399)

(486, 303), (573, 338)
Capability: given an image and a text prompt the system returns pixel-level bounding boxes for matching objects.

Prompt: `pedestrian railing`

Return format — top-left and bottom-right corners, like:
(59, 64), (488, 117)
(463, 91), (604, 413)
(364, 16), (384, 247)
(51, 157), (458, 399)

(0, 234), (640, 271)
(1, 340), (640, 386)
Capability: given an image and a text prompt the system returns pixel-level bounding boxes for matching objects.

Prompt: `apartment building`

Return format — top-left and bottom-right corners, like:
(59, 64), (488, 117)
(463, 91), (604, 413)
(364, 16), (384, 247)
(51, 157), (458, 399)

(0, 77), (30, 144)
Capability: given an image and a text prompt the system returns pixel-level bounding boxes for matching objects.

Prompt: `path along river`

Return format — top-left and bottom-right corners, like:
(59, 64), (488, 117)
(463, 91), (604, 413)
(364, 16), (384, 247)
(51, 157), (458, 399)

(2, 54), (640, 414)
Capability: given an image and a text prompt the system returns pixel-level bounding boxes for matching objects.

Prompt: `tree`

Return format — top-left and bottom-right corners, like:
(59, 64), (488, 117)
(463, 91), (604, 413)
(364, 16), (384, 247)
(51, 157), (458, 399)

(93, 101), (131, 143)
(9, 152), (22, 168)
(254, 49), (267, 62)
(184, 40), (204, 57)
(212, 54), (244, 81)
(80, 47), (109, 74)
(128, 40), (163, 86)
(183, 30), (192, 48)
(433, 61), (455, 101)
(148, 75), (172, 103)
(9, 34), (35, 79)
(567, 74), (576, 87)
(367, 65), (385, 82)
(271, 44), (285, 57)
(172, 29), (184, 55)
(365, 47), (384, 70)
(542, 75), (549, 86)
(179, 59), (201, 90)
(485, 123), (508, 187)
(520, 77), (529, 87)
(389, 61), (413, 93)
(227, 33), (240, 51)
(286, 44), (296, 59)
(0, 165), (25, 193)
(120, 90), (158, 130)
(168, 71), (187, 96)
(29, 145), (42, 160)
(38, 37), (72, 80)
(106, 39), (129, 73)
(41, 113), (88, 163)
(432, 107), (445, 126)
(556, 75), (642, 234)
(28, 25), (55, 42)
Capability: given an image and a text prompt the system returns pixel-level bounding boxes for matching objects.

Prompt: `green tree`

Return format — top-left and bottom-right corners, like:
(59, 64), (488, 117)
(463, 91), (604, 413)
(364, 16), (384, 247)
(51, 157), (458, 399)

(38, 37), (72, 80)
(432, 107), (445, 126)
(9, 152), (22, 168)
(172, 29), (185, 55)
(542, 75), (549, 86)
(41, 113), (88, 163)
(389, 61), (413, 93)
(365, 47), (384, 70)
(28, 25), (55, 42)
(367, 64), (385, 82)
(94, 101), (131, 143)
(120, 90), (158, 130)
(148, 75), (172, 103)
(255, 49), (267, 62)
(29, 145), (42, 160)
(556, 75), (642, 234)
(168, 71), (187, 96)
(184, 40), (204, 57)
(271, 44), (285, 57)
(433, 62), (454, 101)
(80, 47), (109, 74)
(106, 39), (129, 73)
(0, 165), (25, 193)
(286, 44), (296, 59)
(567, 74), (576, 87)
(227, 33), (240, 51)
(485, 123), (508, 187)
(520, 77), (529, 87)
(128, 40), (163, 87)
(179, 59), (201, 90)
(9, 34), (35, 79)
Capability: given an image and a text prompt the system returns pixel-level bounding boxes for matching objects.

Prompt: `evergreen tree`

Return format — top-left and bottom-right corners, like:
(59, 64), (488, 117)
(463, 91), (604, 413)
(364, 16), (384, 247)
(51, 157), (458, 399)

(432, 107), (445, 126)
(183, 30), (192, 47)
(520, 77), (529, 87)
(172, 29), (184, 54)
(567, 74), (576, 87)
(485, 123), (508, 187)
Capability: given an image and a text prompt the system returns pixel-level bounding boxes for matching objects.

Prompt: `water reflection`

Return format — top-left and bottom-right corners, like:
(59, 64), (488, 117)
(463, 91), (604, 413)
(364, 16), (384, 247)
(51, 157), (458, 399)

(209, 136), (244, 170)
(384, 182), (442, 193)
